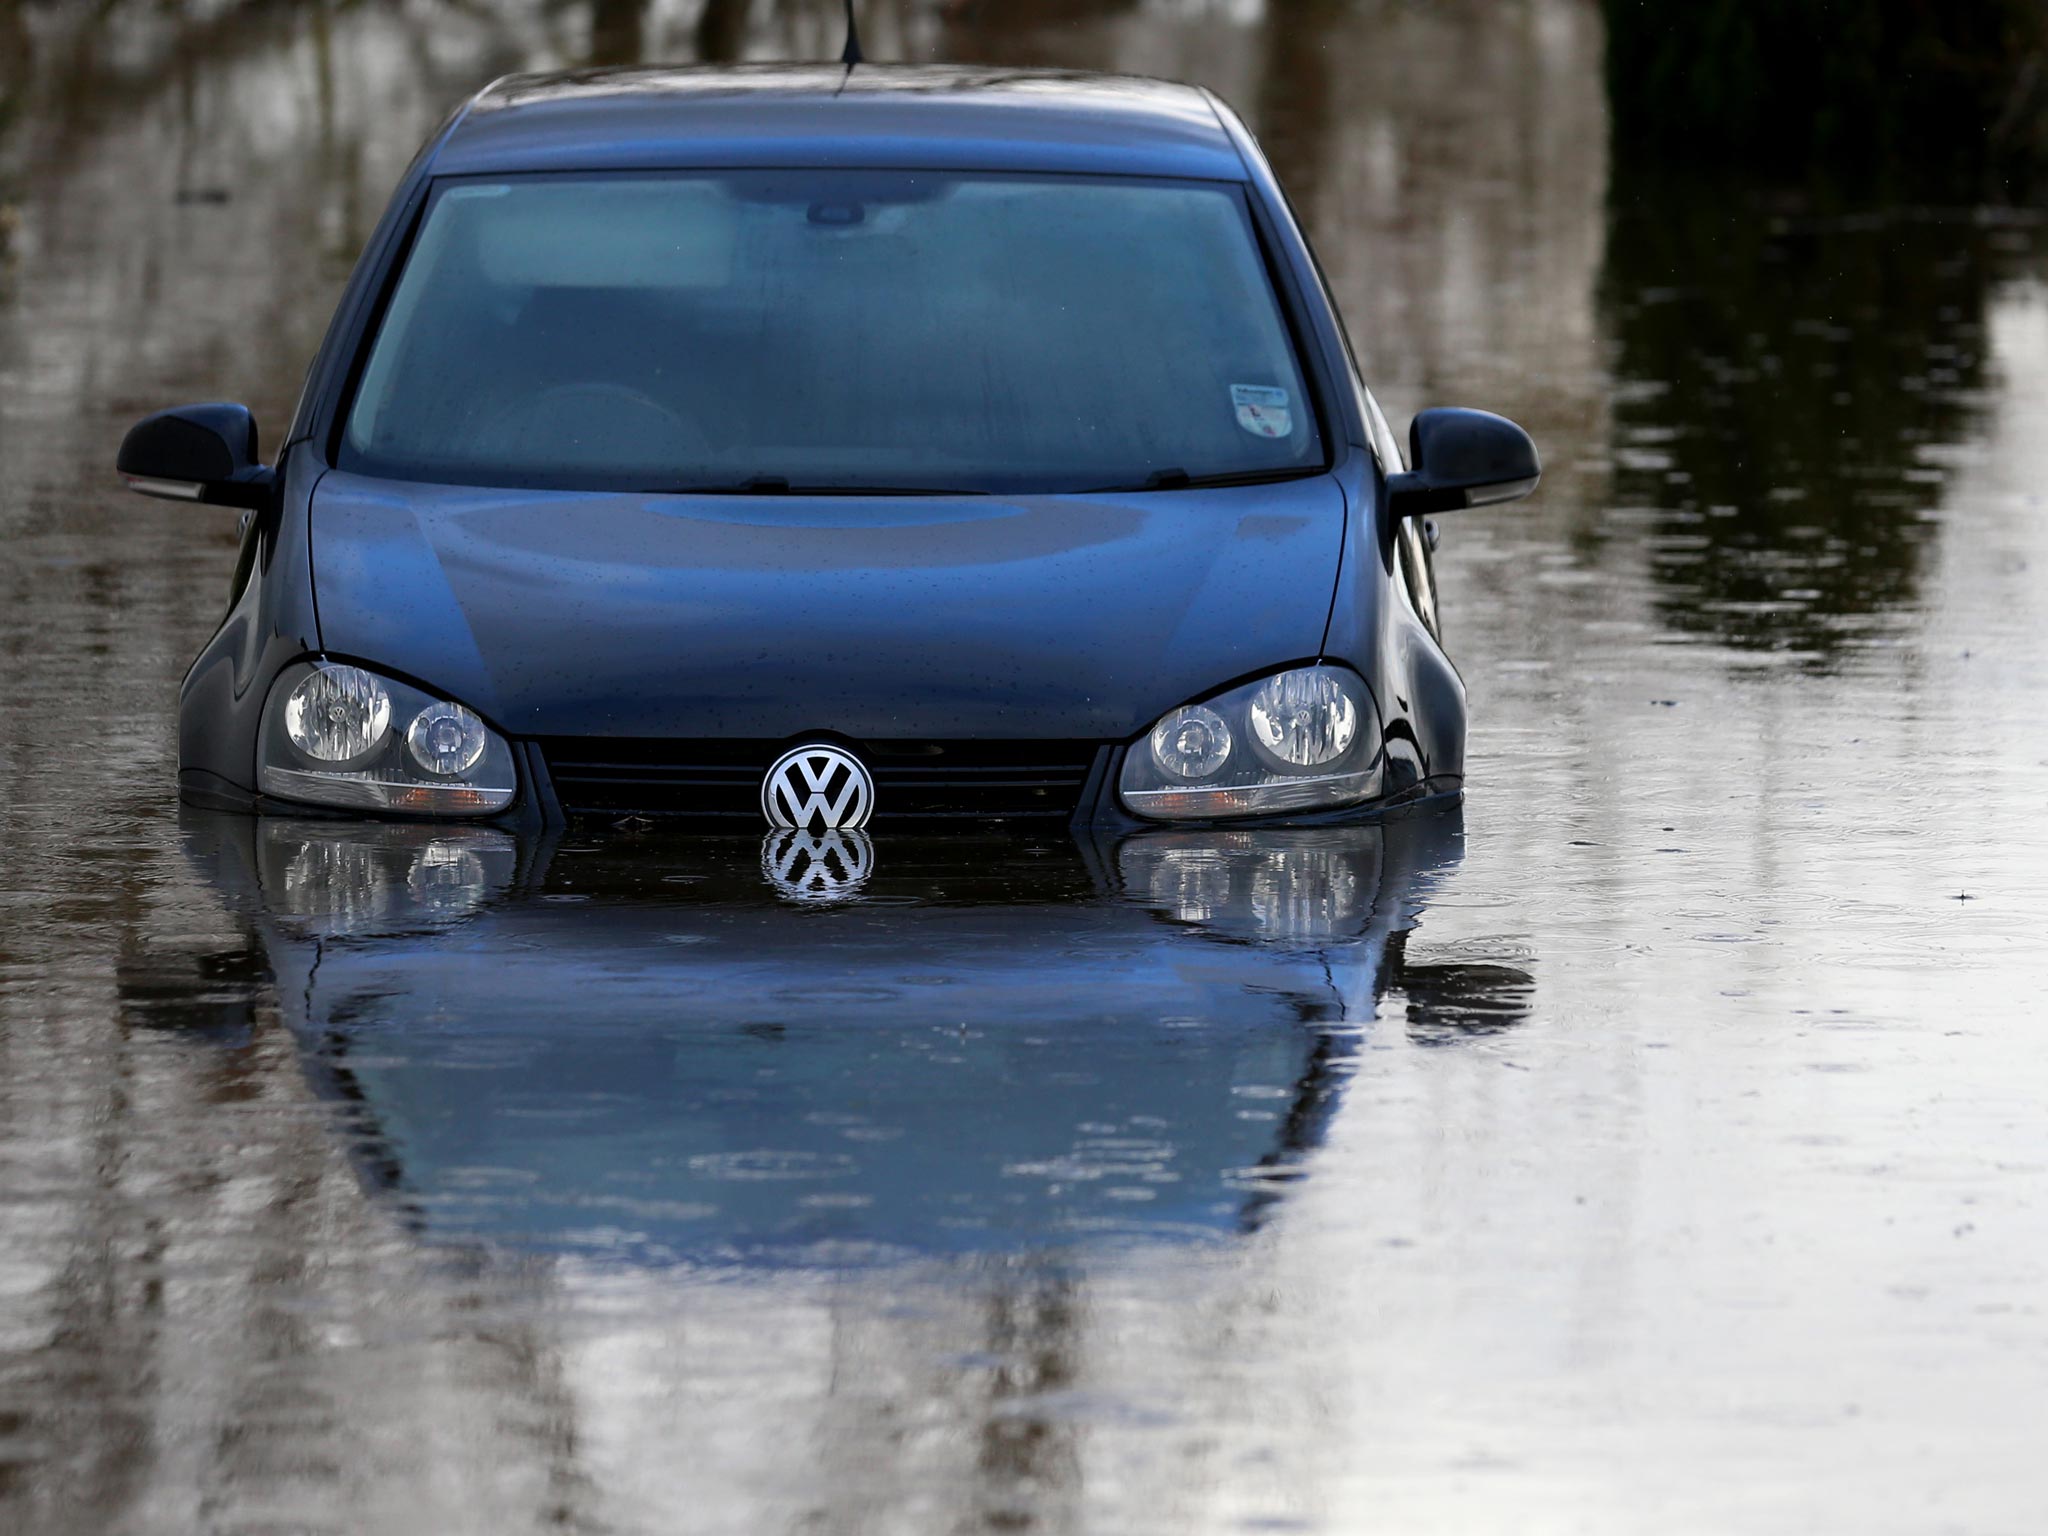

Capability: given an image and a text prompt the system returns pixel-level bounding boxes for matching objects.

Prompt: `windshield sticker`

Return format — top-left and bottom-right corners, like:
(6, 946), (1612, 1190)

(1232, 384), (1293, 439)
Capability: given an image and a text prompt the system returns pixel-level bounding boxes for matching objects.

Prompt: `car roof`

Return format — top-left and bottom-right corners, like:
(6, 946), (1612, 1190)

(432, 64), (1249, 181)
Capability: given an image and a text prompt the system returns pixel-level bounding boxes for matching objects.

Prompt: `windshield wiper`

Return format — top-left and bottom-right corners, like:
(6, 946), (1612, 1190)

(644, 476), (990, 497)
(1079, 465), (1327, 494)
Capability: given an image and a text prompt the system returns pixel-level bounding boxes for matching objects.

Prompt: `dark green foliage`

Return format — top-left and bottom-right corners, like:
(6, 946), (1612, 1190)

(1598, 172), (2015, 662)
(1601, 2), (2045, 662)
(1604, 0), (2048, 191)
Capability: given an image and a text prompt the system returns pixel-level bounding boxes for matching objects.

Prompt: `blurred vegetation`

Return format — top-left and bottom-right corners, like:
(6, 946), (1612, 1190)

(1600, 184), (2008, 663)
(1599, 2), (2042, 663)
(1605, 0), (2048, 192)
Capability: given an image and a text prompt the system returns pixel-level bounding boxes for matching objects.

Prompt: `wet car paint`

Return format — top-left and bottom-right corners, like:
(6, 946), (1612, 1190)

(305, 472), (1351, 742)
(4, 3), (2048, 1534)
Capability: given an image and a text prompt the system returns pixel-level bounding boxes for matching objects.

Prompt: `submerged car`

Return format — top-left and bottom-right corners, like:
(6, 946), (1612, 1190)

(117, 65), (1538, 833)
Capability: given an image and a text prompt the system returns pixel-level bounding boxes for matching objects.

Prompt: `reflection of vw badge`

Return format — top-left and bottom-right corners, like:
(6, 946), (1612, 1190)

(761, 743), (875, 830)
(761, 828), (875, 903)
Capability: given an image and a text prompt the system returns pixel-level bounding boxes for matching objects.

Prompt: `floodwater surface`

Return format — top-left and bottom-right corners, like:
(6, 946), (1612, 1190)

(3, 4), (2048, 1534)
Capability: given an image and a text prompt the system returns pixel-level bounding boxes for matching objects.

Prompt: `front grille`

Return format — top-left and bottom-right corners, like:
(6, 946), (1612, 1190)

(539, 738), (1106, 824)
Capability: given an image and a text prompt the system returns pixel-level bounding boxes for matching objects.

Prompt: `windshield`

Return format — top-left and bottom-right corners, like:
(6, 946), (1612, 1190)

(339, 170), (1326, 495)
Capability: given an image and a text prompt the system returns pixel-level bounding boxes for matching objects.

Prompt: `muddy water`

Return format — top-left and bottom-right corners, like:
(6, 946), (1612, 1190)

(4, 3), (2048, 1533)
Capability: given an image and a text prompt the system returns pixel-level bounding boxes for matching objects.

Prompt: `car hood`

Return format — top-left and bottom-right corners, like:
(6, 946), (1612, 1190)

(309, 471), (1346, 740)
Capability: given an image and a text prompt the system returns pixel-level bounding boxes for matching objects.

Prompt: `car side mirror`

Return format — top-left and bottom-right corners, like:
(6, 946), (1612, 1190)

(116, 402), (275, 510)
(1386, 407), (1539, 517)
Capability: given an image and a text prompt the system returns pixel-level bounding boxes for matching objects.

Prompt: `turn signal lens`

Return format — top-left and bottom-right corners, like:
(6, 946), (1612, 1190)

(1150, 704), (1233, 780)
(283, 665), (391, 766)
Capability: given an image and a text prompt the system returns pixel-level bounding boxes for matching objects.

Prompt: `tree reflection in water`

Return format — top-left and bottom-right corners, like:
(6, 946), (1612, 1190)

(1602, 169), (2015, 665)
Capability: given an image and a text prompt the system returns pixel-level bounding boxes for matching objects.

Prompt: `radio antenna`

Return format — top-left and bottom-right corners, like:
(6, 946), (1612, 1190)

(840, 0), (862, 67)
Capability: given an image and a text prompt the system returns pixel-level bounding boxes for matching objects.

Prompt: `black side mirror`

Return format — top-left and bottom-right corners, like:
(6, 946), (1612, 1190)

(1386, 407), (1539, 517)
(116, 403), (274, 510)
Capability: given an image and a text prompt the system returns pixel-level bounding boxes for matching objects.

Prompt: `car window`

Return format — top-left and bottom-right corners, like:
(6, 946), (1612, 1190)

(339, 170), (1326, 494)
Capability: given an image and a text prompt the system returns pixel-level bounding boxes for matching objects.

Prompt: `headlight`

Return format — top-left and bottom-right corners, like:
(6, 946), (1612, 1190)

(283, 664), (392, 767)
(1150, 704), (1233, 779)
(258, 660), (516, 815)
(1119, 665), (1381, 821)
(1247, 669), (1357, 768)
(405, 702), (489, 776)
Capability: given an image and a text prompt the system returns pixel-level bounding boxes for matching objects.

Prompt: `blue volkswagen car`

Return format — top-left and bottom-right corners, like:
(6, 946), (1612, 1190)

(117, 66), (1538, 833)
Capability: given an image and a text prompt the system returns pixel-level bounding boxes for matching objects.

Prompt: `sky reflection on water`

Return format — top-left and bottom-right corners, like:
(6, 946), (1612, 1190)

(5, 2), (2048, 1533)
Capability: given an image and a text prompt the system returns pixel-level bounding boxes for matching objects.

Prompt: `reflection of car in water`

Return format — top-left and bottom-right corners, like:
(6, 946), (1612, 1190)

(177, 806), (1530, 1266)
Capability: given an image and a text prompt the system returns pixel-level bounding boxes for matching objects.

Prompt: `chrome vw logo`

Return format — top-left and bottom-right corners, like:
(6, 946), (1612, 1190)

(761, 828), (875, 903)
(761, 743), (875, 830)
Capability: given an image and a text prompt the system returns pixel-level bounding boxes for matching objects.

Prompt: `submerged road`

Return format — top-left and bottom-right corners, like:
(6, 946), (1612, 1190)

(2, 3), (2046, 1533)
